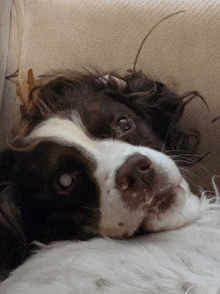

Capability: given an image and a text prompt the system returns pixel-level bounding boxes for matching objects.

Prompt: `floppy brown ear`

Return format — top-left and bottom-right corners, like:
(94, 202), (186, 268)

(0, 151), (26, 279)
(123, 71), (200, 156)
(123, 72), (183, 137)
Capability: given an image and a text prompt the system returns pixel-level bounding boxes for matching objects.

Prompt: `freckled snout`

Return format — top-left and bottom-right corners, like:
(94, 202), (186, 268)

(115, 154), (155, 209)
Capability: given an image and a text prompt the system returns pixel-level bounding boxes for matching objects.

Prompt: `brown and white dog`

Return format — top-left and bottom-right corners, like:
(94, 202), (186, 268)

(0, 71), (201, 278)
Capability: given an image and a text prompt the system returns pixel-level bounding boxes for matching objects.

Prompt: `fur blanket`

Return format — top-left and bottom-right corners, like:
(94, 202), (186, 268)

(1, 189), (220, 294)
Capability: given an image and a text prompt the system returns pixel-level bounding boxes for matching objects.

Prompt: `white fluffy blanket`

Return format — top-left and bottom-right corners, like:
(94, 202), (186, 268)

(1, 190), (220, 294)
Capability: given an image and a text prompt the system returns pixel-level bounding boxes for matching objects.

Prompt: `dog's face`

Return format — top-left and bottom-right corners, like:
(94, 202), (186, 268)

(0, 72), (200, 271)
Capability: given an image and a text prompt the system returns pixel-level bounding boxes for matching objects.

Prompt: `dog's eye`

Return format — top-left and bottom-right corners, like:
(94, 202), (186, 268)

(117, 117), (133, 133)
(54, 172), (80, 194)
(58, 174), (73, 188)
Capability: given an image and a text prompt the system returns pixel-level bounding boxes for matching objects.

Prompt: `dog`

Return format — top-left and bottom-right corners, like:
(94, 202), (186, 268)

(0, 70), (201, 278)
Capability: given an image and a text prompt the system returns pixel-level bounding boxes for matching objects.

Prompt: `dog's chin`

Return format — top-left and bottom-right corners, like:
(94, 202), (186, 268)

(100, 178), (200, 239)
(142, 177), (201, 233)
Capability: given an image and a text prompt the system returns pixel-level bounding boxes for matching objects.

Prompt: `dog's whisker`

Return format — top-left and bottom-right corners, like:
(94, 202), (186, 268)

(178, 166), (204, 184)
(172, 157), (210, 172)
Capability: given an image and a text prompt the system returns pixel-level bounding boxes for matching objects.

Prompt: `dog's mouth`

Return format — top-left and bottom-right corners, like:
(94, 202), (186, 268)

(109, 184), (186, 239)
(147, 185), (185, 215)
(100, 167), (200, 239)
(139, 180), (200, 234)
(127, 182), (189, 236)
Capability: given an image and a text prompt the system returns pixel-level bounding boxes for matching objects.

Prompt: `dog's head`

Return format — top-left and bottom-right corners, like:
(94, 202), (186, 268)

(0, 71), (200, 274)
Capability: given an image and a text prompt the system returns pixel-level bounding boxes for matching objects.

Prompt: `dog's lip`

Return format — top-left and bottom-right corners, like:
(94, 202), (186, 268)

(128, 176), (185, 236)
(149, 186), (181, 211)
(142, 173), (182, 210)
(140, 184), (185, 222)
(101, 184), (185, 239)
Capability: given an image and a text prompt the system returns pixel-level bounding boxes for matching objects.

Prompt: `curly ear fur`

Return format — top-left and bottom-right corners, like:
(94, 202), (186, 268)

(112, 71), (200, 158)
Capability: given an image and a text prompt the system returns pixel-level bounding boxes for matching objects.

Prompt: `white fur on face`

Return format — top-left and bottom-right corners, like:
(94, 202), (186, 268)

(25, 114), (200, 238)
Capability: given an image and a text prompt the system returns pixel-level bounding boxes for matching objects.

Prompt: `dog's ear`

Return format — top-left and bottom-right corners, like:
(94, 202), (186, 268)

(0, 150), (26, 279)
(124, 71), (183, 134)
(124, 71), (199, 154)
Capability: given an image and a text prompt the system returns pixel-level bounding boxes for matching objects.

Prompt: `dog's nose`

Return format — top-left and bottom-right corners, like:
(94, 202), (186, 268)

(115, 154), (155, 208)
(115, 154), (154, 190)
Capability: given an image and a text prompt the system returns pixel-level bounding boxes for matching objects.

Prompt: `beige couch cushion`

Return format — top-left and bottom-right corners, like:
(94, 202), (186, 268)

(10, 0), (220, 191)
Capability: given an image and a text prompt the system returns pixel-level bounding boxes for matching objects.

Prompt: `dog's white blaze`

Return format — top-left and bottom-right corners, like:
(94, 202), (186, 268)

(26, 116), (99, 156)
(26, 115), (201, 237)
